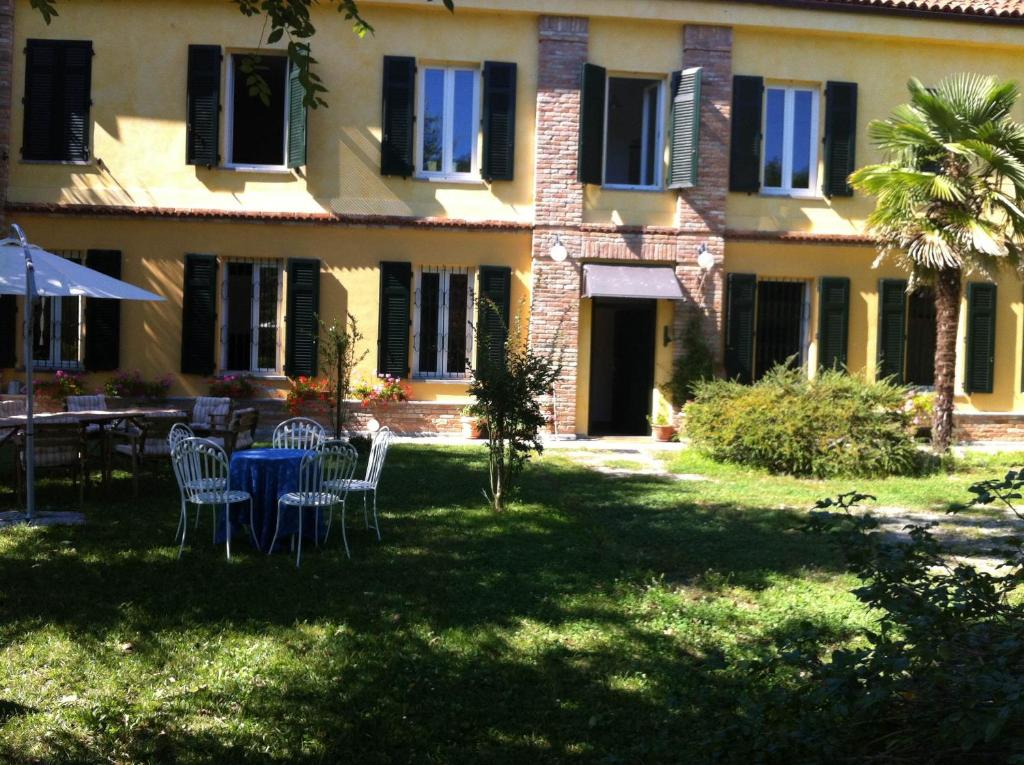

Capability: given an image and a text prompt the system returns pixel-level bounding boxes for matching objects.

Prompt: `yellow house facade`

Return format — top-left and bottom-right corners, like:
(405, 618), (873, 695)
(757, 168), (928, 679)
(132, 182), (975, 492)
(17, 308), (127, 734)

(1, 0), (1024, 438)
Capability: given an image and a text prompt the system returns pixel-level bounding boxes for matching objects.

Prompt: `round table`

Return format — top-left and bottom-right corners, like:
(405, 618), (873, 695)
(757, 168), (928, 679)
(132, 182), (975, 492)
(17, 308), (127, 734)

(225, 448), (325, 553)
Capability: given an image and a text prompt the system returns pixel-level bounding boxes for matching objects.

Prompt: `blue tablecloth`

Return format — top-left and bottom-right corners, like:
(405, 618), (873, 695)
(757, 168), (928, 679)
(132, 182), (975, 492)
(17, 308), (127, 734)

(223, 448), (326, 553)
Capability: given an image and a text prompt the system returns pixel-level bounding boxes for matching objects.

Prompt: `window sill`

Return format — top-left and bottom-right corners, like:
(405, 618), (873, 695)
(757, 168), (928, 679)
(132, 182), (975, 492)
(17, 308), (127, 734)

(414, 174), (486, 186)
(602, 184), (665, 193)
(411, 377), (471, 385)
(760, 189), (823, 200)
(219, 371), (287, 381)
(32, 364), (83, 372)
(220, 165), (296, 176)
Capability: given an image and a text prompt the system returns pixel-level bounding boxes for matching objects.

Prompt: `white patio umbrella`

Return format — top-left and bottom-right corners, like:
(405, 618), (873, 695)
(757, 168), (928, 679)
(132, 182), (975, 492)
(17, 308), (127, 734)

(0, 224), (165, 522)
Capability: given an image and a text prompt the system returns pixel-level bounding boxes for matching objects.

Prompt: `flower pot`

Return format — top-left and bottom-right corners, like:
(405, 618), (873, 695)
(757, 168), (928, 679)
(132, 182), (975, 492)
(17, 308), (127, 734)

(461, 416), (484, 439)
(651, 424), (676, 442)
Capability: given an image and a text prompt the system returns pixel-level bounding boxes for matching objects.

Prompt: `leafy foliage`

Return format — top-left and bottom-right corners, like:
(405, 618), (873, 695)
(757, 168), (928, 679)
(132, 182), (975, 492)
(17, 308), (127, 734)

(661, 312), (715, 407)
(207, 373), (257, 399)
(685, 365), (922, 478)
(103, 370), (172, 400)
(317, 313), (366, 437)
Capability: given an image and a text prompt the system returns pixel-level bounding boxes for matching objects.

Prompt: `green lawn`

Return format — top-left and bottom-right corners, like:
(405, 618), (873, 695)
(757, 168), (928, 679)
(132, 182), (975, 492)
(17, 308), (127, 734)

(0, 444), (1018, 764)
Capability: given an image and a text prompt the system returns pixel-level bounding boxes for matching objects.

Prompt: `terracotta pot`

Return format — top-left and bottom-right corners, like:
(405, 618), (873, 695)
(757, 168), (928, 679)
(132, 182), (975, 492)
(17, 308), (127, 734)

(461, 416), (484, 439)
(651, 424), (676, 442)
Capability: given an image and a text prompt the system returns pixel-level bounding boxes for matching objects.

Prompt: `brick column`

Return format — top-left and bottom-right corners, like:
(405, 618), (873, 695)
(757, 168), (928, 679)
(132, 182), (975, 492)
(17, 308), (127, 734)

(0, 0), (13, 229)
(674, 25), (733, 373)
(530, 16), (588, 436)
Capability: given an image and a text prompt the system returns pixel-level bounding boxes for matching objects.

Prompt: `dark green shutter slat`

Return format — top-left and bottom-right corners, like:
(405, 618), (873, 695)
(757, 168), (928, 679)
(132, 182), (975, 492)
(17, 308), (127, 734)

(381, 56), (415, 177)
(186, 45), (221, 167)
(180, 254), (218, 375)
(817, 277), (850, 371)
(378, 261), (411, 377)
(729, 75), (763, 193)
(577, 63), (606, 185)
(668, 67), (702, 189)
(285, 259), (320, 377)
(84, 250), (121, 371)
(476, 266), (512, 370)
(0, 296), (16, 368)
(966, 282), (997, 394)
(823, 81), (857, 198)
(482, 61), (517, 182)
(23, 39), (92, 162)
(725, 273), (757, 384)
(287, 59), (307, 169)
(877, 278), (907, 384)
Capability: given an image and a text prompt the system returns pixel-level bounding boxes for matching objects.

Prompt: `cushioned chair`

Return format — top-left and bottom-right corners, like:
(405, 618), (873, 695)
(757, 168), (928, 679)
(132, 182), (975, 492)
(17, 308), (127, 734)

(66, 394), (107, 412)
(207, 407), (259, 457)
(109, 413), (188, 496)
(15, 416), (90, 510)
(190, 397), (232, 433)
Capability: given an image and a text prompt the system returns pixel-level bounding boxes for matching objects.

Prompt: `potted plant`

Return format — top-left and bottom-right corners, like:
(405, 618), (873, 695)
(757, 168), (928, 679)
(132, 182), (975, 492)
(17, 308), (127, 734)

(34, 370), (86, 412)
(353, 374), (411, 422)
(285, 376), (332, 419)
(208, 374), (258, 400)
(460, 404), (486, 439)
(104, 370), (172, 405)
(648, 407), (676, 442)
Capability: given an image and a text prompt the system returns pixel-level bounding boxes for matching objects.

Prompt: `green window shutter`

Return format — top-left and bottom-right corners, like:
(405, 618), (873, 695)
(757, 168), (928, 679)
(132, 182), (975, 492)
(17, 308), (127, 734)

(476, 266), (512, 371)
(181, 254), (218, 375)
(381, 56), (416, 177)
(186, 45), (222, 167)
(84, 250), (122, 371)
(725, 273), (757, 384)
(482, 61), (517, 182)
(728, 75), (763, 193)
(668, 67), (702, 189)
(23, 39), (93, 162)
(287, 59), (307, 169)
(817, 277), (850, 371)
(378, 261), (412, 377)
(0, 295), (15, 368)
(966, 282), (997, 394)
(577, 62), (606, 185)
(285, 259), (321, 377)
(823, 81), (858, 198)
(877, 278), (907, 384)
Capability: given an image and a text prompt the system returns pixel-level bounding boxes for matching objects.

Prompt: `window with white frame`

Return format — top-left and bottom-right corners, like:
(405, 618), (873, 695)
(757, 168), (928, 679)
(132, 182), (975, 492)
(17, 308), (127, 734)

(221, 260), (283, 374)
(32, 251), (83, 369)
(762, 85), (819, 195)
(226, 53), (289, 169)
(413, 266), (475, 379)
(605, 76), (665, 188)
(416, 66), (480, 180)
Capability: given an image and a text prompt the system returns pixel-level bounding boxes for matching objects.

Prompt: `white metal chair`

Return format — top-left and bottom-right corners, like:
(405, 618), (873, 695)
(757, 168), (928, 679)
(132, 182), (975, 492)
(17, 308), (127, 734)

(270, 442), (351, 567)
(320, 440), (360, 556)
(330, 427), (393, 542)
(170, 437), (252, 560)
(272, 417), (326, 451)
(167, 423), (194, 453)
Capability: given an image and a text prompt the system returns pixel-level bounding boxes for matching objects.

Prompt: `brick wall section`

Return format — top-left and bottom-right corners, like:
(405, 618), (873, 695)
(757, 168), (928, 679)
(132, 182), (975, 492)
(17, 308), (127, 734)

(954, 414), (1024, 442)
(0, 0), (13, 230)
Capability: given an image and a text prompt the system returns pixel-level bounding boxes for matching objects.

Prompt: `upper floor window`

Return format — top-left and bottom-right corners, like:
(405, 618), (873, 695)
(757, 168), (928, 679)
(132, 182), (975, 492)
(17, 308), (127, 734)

(761, 85), (819, 196)
(413, 266), (475, 379)
(416, 66), (480, 181)
(604, 76), (664, 189)
(221, 260), (283, 374)
(226, 53), (290, 169)
(22, 39), (93, 163)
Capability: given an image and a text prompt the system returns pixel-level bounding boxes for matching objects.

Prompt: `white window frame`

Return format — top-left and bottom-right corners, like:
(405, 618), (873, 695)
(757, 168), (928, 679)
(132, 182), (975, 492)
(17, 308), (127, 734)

(412, 266), (476, 380)
(224, 52), (291, 172)
(760, 85), (820, 198)
(219, 259), (285, 376)
(414, 65), (481, 182)
(602, 74), (667, 191)
(32, 251), (83, 370)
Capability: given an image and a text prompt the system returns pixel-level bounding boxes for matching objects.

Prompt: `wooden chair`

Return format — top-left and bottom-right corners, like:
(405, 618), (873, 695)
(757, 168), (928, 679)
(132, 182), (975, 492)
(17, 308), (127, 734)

(208, 407), (259, 457)
(190, 397), (232, 433)
(109, 413), (188, 496)
(15, 417), (90, 510)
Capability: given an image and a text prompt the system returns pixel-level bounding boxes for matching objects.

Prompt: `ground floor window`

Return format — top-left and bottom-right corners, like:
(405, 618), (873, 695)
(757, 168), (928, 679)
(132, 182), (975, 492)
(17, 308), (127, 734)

(754, 279), (808, 380)
(221, 260), (283, 374)
(32, 251), (83, 369)
(413, 266), (474, 379)
(905, 287), (936, 386)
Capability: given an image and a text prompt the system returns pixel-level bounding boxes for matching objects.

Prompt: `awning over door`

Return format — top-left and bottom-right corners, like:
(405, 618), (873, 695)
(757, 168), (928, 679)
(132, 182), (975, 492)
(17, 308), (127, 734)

(581, 264), (685, 300)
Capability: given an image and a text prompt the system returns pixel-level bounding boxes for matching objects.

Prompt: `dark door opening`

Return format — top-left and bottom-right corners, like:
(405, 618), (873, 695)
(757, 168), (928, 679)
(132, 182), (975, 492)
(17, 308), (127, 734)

(588, 299), (656, 436)
(755, 281), (805, 379)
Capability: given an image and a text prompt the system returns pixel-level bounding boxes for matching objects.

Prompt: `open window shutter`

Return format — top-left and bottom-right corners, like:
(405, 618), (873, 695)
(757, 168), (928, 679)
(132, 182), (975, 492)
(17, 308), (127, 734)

(62, 41), (92, 163)
(476, 266), (512, 370)
(668, 67), (702, 189)
(725, 273), (757, 384)
(287, 59), (307, 169)
(23, 39), (92, 162)
(817, 277), (850, 371)
(186, 45), (222, 167)
(180, 254), (218, 375)
(729, 75), (763, 193)
(84, 250), (121, 371)
(378, 262), (412, 377)
(285, 259), (321, 377)
(577, 63), (606, 185)
(0, 296), (15, 368)
(482, 61), (517, 182)
(966, 282), (997, 394)
(381, 56), (416, 177)
(877, 278), (907, 383)
(823, 81), (857, 198)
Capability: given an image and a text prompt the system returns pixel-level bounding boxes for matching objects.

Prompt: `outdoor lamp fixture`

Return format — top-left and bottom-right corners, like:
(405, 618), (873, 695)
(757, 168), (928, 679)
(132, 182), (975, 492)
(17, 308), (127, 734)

(549, 235), (568, 263)
(696, 242), (716, 291)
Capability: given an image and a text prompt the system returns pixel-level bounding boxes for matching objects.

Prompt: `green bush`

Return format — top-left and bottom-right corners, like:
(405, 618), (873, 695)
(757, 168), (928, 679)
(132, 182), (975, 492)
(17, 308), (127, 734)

(685, 365), (921, 478)
(661, 312), (715, 406)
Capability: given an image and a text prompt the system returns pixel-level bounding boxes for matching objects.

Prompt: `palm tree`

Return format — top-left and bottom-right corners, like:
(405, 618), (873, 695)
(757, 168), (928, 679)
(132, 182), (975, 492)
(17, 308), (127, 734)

(851, 74), (1024, 452)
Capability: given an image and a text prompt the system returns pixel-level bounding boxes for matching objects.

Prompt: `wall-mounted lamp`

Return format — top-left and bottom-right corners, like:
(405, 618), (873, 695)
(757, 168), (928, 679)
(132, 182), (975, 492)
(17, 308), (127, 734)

(696, 243), (715, 292)
(549, 235), (568, 263)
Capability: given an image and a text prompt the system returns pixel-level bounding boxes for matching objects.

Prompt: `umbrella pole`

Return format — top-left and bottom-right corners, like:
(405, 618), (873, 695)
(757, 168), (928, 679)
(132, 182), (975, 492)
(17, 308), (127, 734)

(14, 224), (35, 522)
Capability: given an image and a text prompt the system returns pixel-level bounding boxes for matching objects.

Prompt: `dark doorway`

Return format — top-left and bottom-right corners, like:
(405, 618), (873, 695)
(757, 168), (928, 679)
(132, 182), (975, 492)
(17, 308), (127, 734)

(589, 299), (656, 435)
(905, 287), (936, 386)
(755, 281), (805, 379)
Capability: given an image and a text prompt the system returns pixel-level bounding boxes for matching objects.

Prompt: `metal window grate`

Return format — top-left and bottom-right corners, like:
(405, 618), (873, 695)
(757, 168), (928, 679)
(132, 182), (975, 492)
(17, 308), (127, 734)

(413, 266), (475, 380)
(32, 250), (84, 370)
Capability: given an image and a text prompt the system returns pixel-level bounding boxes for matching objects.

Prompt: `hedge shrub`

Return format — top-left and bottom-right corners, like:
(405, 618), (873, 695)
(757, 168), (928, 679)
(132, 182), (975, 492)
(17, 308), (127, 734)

(685, 366), (921, 478)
